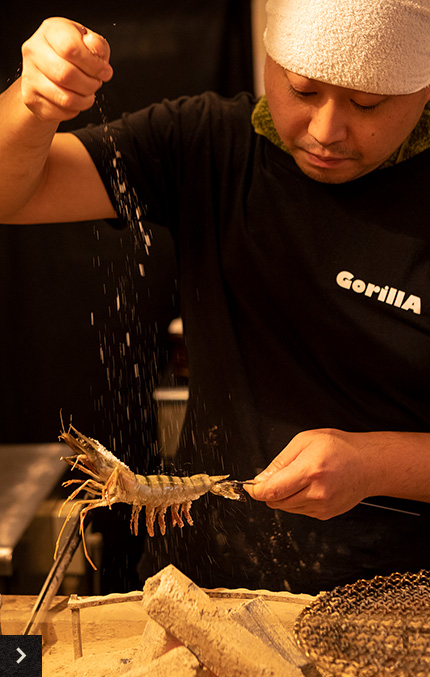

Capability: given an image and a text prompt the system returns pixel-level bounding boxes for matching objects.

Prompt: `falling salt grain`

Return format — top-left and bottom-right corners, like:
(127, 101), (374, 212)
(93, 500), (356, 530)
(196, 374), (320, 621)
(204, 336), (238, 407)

(90, 312), (95, 326)
(126, 332), (131, 347)
(116, 293), (121, 311)
(134, 363), (139, 378)
(139, 263), (145, 277)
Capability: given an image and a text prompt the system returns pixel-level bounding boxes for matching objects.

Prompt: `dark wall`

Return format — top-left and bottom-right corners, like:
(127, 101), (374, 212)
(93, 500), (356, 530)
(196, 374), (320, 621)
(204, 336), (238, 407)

(0, 1), (253, 454)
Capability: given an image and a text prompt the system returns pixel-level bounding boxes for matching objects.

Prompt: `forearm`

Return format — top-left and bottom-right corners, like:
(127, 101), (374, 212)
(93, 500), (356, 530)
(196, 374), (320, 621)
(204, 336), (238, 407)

(360, 430), (430, 503)
(0, 78), (58, 221)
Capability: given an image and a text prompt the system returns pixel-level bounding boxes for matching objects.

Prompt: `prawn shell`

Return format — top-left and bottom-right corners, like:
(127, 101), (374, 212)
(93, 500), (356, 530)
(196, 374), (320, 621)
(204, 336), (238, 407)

(132, 473), (230, 507)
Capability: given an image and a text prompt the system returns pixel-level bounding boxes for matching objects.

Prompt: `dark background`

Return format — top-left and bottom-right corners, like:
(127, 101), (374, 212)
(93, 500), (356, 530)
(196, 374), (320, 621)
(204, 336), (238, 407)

(0, 1), (254, 592)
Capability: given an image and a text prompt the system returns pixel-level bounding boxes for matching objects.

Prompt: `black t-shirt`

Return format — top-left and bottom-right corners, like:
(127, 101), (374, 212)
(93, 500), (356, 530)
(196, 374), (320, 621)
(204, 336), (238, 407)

(73, 92), (430, 594)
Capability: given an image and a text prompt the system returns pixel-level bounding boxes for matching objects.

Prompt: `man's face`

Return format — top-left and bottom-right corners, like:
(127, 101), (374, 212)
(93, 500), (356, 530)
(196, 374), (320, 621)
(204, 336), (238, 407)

(264, 56), (430, 184)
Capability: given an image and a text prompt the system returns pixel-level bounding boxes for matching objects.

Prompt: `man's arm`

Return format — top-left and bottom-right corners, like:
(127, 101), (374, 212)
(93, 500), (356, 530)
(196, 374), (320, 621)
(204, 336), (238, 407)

(0, 18), (115, 224)
(246, 429), (430, 518)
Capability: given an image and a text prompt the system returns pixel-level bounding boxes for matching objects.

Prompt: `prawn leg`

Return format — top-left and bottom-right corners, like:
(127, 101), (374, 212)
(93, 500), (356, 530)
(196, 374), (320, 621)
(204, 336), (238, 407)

(180, 501), (193, 527)
(130, 504), (142, 536)
(145, 506), (156, 537)
(171, 504), (184, 529)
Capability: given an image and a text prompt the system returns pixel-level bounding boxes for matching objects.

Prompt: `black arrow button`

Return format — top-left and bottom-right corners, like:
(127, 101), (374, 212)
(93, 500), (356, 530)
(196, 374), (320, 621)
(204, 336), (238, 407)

(0, 636), (41, 676)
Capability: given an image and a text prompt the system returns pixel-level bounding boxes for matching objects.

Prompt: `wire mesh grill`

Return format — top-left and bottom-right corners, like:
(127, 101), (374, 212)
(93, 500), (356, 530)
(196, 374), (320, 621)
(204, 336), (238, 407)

(294, 569), (430, 677)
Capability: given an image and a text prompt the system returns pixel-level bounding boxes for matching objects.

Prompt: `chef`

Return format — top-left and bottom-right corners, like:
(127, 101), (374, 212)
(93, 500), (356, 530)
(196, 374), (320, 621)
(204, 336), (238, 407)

(0, 0), (430, 594)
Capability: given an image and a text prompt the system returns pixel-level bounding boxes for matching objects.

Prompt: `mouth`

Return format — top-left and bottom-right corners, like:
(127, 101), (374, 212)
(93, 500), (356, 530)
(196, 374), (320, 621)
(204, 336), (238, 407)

(302, 150), (353, 168)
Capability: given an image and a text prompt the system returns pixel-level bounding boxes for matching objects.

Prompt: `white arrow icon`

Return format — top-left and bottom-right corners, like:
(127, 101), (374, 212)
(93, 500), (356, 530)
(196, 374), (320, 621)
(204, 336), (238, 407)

(16, 647), (26, 664)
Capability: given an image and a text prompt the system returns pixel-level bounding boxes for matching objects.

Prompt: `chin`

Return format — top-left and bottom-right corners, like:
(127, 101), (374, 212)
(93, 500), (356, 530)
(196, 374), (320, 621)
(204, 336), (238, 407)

(301, 168), (355, 184)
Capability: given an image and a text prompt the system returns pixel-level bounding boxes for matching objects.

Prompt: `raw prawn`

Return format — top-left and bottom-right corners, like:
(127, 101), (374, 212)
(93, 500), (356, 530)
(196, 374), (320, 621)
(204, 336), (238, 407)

(55, 424), (247, 569)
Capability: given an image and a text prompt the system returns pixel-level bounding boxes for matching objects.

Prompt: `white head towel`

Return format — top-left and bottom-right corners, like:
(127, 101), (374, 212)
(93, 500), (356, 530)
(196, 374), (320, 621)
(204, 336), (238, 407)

(264, 0), (430, 95)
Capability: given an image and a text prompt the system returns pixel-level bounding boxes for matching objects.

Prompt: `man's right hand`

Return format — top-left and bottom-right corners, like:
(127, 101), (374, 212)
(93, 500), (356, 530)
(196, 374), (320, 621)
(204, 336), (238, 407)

(0, 18), (116, 224)
(20, 17), (113, 122)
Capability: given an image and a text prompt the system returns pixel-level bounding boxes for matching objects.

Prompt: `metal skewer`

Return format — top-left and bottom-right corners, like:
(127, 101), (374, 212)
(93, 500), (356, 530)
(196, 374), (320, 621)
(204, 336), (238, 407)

(23, 495), (91, 636)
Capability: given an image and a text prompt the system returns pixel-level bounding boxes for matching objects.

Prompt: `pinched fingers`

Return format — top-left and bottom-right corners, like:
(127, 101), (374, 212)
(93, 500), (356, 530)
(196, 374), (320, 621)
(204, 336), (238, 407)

(42, 19), (112, 78)
(246, 462), (308, 503)
(20, 17), (113, 120)
(247, 462), (348, 521)
(264, 486), (334, 520)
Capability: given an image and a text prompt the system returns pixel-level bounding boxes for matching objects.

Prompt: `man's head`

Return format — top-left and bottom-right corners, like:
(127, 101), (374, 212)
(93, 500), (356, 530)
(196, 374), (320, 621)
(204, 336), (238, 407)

(264, 0), (430, 96)
(263, 0), (430, 183)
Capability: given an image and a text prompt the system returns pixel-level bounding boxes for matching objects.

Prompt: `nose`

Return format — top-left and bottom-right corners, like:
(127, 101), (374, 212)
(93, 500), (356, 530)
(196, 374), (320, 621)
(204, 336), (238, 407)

(307, 99), (348, 146)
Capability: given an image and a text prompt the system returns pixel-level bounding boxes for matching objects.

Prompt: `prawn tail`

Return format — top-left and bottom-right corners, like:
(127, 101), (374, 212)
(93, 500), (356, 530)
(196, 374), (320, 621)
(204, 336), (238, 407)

(210, 478), (247, 502)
